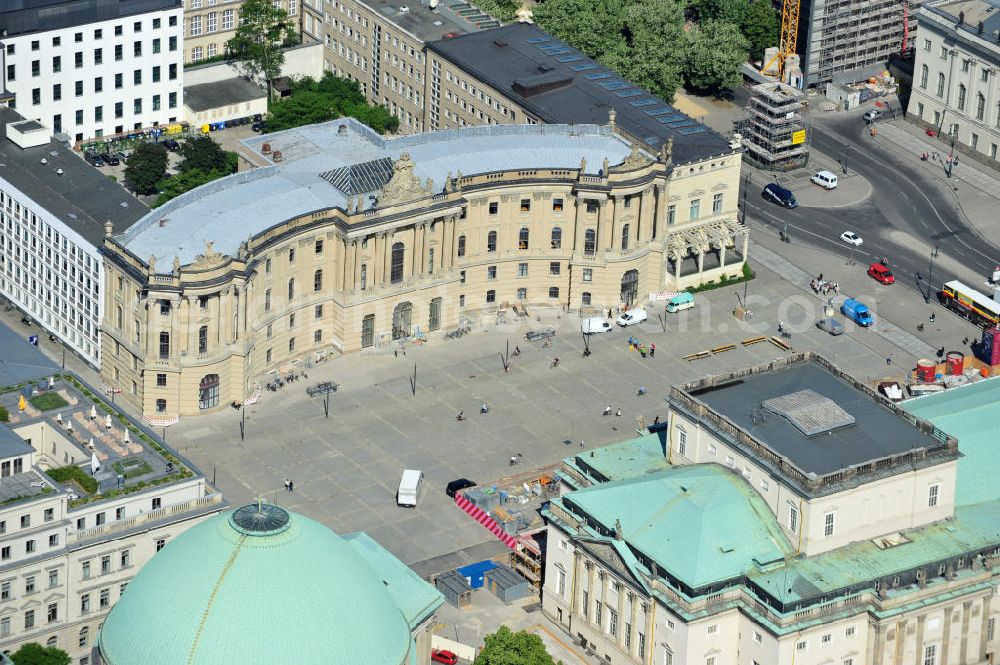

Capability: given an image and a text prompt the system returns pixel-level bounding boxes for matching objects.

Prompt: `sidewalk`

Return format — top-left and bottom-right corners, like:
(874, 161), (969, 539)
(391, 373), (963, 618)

(873, 119), (1000, 241)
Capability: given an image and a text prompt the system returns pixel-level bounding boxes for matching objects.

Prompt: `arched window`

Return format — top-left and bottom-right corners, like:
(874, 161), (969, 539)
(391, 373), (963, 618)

(264, 288), (271, 311)
(457, 235), (466, 257)
(287, 278), (295, 300)
(487, 231), (497, 252)
(550, 227), (562, 249)
(158, 331), (170, 359)
(198, 325), (208, 353)
(976, 93), (986, 121)
(428, 297), (442, 331)
(584, 229), (596, 255)
(958, 84), (967, 110)
(46, 637), (57, 648)
(390, 242), (405, 283)
(359, 264), (367, 290)
(936, 72), (945, 97)
(621, 223), (630, 250)
(79, 626), (89, 648)
(198, 374), (220, 410)
(920, 64), (929, 88)
(519, 227), (529, 250)
(313, 269), (323, 292)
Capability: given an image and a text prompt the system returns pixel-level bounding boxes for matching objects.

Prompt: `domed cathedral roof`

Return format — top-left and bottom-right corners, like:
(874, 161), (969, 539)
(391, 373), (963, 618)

(99, 503), (414, 665)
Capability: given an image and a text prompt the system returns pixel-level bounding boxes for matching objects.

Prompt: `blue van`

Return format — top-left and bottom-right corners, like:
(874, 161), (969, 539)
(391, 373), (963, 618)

(840, 298), (874, 327)
(762, 183), (798, 209)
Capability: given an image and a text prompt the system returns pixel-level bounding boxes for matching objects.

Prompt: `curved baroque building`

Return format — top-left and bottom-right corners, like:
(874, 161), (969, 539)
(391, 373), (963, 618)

(97, 502), (444, 665)
(101, 118), (744, 417)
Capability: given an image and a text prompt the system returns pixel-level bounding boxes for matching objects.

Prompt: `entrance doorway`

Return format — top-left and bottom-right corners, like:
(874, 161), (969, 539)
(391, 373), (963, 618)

(620, 269), (639, 307)
(198, 374), (220, 410)
(392, 302), (412, 340)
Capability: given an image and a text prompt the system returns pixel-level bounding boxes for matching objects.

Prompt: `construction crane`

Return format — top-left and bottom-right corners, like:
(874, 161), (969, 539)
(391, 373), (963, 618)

(761, 0), (801, 81)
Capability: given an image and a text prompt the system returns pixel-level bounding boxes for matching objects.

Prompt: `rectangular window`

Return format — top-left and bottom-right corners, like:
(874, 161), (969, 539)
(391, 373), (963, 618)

(156, 538), (166, 551)
(582, 268), (592, 282)
(788, 505), (798, 532)
(928, 484), (939, 507)
(552, 198), (563, 211)
(315, 304), (323, 319)
(25, 576), (35, 593)
(134, 69), (142, 85)
(25, 610), (35, 629)
(517, 263), (528, 277)
(152, 66), (161, 82)
(594, 600), (602, 626)
(101, 554), (111, 574)
(100, 588), (110, 608)
(824, 512), (835, 537)
(712, 193), (723, 214)
(549, 262), (560, 276)
(52, 55), (61, 72)
(689, 199), (701, 220)
(121, 549), (130, 567)
(95, 77), (103, 92)
(924, 644), (937, 665)
(47, 603), (57, 622)
(75, 51), (83, 68)
(81, 594), (91, 613)
(75, 80), (83, 96)
(115, 44), (123, 61)
(488, 201), (498, 215)
(608, 608), (618, 636)
(667, 205), (676, 225)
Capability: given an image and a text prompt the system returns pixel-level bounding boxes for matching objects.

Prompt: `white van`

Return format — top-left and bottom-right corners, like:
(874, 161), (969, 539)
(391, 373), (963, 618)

(581, 317), (612, 334)
(810, 170), (838, 189)
(397, 469), (423, 507)
(616, 308), (648, 327)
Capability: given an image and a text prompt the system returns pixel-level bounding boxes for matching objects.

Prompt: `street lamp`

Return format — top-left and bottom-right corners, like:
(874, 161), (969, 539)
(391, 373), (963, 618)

(741, 173), (751, 224)
(925, 243), (940, 303)
(842, 143), (850, 175)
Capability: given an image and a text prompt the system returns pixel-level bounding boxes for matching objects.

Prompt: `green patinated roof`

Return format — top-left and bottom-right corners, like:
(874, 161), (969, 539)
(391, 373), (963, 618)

(904, 377), (1000, 507)
(343, 531), (445, 629)
(99, 505), (420, 665)
(562, 464), (795, 588)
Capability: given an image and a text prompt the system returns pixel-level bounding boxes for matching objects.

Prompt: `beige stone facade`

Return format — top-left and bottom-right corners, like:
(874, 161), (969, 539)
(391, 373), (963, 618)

(100, 121), (744, 419)
(183, 0), (299, 64)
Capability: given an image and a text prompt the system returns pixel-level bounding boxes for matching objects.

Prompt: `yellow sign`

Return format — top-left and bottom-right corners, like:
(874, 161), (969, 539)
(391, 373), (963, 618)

(791, 130), (807, 145)
(18, 395), (26, 412)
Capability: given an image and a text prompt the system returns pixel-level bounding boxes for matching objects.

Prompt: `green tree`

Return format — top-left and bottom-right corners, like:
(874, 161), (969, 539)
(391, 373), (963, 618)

(613, 0), (687, 102)
(10, 643), (71, 665)
(686, 0), (747, 23)
(178, 135), (234, 174)
(740, 0), (780, 61)
(264, 73), (399, 134)
(225, 0), (298, 99)
(123, 142), (168, 195)
(684, 20), (750, 92)
(532, 0), (629, 65)
(473, 625), (558, 665)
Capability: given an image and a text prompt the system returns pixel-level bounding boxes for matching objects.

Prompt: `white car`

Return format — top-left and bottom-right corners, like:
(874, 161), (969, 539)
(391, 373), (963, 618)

(863, 109), (883, 122)
(840, 231), (863, 246)
(616, 308), (648, 327)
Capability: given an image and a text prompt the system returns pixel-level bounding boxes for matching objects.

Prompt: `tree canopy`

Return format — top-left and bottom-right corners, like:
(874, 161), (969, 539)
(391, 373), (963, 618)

(123, 142), (168, 195)
(10, 643), (71, 665)
(265, 73), (399, 134)
(226, 0), (298, 96)
(473, 626), (559, 665)
(533, 0), (762, 97)
(153, 135), (238, 207)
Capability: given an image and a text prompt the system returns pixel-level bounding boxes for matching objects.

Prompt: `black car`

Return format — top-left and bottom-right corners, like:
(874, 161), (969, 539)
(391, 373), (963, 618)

(251, 121), (265, 133)
(163, 138), (181, 151)
(445, 478), (476, 498)
(762, 182), (798, 209)
(100, 152), (120, 165)
(84, 152), (105, 167)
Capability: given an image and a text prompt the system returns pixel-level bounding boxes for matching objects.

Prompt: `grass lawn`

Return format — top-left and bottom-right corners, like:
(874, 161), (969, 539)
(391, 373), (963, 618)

(113, 457), (153, 479)
(28, 392), (69, 411)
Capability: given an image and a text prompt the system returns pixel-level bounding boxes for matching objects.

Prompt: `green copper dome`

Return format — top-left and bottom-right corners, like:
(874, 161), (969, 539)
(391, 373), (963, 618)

(99, 503), (413, 665)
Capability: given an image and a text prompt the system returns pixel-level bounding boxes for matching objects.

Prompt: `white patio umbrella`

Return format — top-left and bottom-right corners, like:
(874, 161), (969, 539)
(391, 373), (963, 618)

(48, 376), (55, 389)
(123, 429), (130, 444)
(88, 437), (94, 449)
(66, 421), (73, 432)
(90, 451), (101, 475)
(105, 414), (112, 430)
(56, 412), (63, 423)
(89, 405), (97, 420)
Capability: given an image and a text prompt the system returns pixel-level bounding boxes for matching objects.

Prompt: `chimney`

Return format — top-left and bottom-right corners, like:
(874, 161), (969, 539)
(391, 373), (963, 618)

(104, 220), (113, 236)
(261, 142), (272, 155)
(272, 150), (283, 162)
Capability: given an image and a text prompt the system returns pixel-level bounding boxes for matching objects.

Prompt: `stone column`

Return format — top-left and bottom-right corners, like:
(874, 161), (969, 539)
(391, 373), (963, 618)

(638, 188), (653, 242)
(941, 606), (953, 665)
(412, 224), (422, 278)
(653, 184), (666, 240)
(217, 290), (227, 345)
(697, 248), (705, 280)
(978, 596), (991, 663)
(587, 563), (596, 624)
(958, 601), (971, 665)
(574, 195), (587, 252)
(382, 232), (392, 285)
(628, 594), (639, 658)
(184, 296), (196, 355)
(616, 588), (626, 649)
(334, 237), (345, 291)
(719, 241), (727, 270)
(915, 615), (926, 665)
(742, 229), (750, 265)
(603, 197), (616, 251)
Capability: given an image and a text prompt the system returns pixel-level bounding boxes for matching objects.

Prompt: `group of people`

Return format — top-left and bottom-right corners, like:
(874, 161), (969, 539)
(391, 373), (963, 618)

(627, 336), (656, 359)
(603, 405), (623, 417)
(282, 478), (295, 492)
(810, 277), (840, 296)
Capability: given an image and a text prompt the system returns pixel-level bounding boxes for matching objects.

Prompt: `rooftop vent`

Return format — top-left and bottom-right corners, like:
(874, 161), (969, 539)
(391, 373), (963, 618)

(762, 389), (856, 436)
(272, 150), (283, 162)
(399, 5), (410, 12)
(230, 502), (290, 536)
(493, 39), (508, 48)
(158, 218), (167, 228)
(56, 168), (63, 176)
(261, 142), (272, 155)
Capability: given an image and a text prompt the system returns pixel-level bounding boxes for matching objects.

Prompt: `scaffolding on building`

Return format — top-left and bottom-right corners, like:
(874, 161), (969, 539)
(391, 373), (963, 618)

(736, 82), (810, 171)
(805, 0), (911, 86)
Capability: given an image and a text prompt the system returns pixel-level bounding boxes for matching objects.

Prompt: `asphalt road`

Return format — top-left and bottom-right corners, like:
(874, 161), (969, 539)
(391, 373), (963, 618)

(743, 113), (1000, 298)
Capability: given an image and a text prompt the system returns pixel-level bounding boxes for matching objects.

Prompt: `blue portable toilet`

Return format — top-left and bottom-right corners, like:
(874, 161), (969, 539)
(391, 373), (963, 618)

(456, 560), (498, 589)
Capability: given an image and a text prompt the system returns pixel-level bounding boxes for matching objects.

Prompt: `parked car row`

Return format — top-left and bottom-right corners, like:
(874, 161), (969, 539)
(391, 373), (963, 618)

(84, 151), (128, 167)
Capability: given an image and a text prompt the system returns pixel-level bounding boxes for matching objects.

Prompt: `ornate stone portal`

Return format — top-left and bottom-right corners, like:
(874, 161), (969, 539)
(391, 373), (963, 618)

(379, 153), (433, 207)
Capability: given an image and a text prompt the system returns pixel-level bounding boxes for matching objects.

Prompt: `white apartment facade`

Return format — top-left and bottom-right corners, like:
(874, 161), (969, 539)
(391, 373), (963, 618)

(0, 0), (185, 143)
(907, 0), (1000, 167)
(0, 111), (147, 369)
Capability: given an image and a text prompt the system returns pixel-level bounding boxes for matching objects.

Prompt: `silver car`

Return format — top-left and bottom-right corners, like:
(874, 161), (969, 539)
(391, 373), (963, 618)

(816, 317), (845, 335)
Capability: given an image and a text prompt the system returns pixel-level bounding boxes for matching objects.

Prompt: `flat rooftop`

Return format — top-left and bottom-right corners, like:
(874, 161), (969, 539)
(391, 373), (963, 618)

(120, 119), (633, 265)
(184, 78), (266, 112)
(362, 0), (494, 43)
(677, 354), (952, 477)
(427, 23), (733, 165)
(0, 108), (148, 244)
(0, 0), (180, 38)
(925, 0), (1000, 38)
(0, 375), (200, 506)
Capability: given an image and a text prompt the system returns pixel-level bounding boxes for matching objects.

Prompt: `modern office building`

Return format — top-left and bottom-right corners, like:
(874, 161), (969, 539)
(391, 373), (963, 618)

(543, 353), (1000, 665)
(0, 108), (148, 369)
(100, 116), (742, 418)
(183, 0), (300, 64)
(0, 375), (225, 663)
(906, 0), (1000, 168)
(95, 501), (444, 665)
(0, 0), (185, 143)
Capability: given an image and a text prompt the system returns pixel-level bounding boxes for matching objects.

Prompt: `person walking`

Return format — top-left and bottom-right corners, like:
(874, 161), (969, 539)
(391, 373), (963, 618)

(650, 343), (655, 358)
(886, 355), (892, 366)
(283, 478), (290, 492)
(615, 407), (622, 417)
(288, 479), (294, 492)
(603, 405), (612, 416)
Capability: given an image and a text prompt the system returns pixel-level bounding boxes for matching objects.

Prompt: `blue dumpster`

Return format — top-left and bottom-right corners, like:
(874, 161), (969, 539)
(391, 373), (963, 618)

(456, 560), (498, 589)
